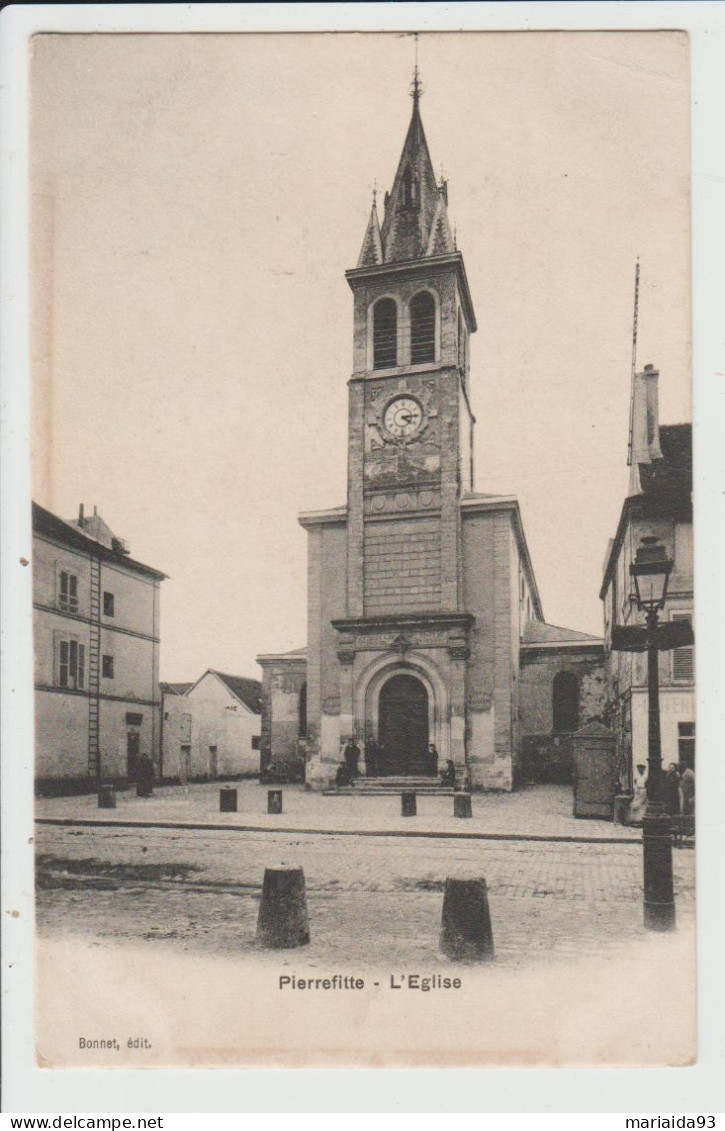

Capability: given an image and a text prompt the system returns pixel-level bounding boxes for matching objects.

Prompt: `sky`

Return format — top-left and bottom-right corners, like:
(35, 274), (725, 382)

(30, 30), (691, 682)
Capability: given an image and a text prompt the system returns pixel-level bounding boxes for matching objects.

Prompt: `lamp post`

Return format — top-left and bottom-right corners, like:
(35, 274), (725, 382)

(611, 536), (693, 932)
(631, 537), (675, 931)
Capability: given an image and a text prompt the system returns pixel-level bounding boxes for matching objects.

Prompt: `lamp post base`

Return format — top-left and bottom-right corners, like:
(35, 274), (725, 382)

(642, 812), (676, 931)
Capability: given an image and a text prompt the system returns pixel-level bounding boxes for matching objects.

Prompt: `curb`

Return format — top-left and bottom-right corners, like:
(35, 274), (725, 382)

(34, 816), (642, 846)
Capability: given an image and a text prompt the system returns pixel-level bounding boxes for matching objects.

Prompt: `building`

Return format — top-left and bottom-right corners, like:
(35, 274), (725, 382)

(600, 365), (694, 795)
(258, 82), (604, 791)
(33, 502), (166, 792)
(160, 670), (261, 782)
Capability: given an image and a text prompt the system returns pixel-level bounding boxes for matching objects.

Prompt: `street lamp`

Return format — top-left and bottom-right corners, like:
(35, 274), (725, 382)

(630, 536), (675, 931)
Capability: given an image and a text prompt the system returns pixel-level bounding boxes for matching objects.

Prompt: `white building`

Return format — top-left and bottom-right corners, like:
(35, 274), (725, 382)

(600, 365), (694, 794)
(161, 669), (261, 782)
(33, 502), (166, 791)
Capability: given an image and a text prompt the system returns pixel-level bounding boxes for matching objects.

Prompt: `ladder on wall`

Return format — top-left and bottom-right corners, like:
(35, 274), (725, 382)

(88, 556), (101, 778)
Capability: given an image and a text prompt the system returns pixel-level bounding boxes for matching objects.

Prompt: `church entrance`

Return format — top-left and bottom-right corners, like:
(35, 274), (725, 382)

(378, 674), (430, 776)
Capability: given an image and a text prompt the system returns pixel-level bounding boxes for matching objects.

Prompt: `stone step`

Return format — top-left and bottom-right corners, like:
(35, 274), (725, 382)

(323, 786), (457, 797)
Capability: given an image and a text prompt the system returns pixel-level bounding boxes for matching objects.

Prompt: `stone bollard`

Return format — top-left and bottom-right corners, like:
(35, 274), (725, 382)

(401, 791), (417, 817)
(256, 866), (310, 948)
(440, 877), (495, 961)
(97, 784), (116, 810)
(268, 789), (283, 814)
(220, 787), (238, 813)
(453, 792), (473, 819)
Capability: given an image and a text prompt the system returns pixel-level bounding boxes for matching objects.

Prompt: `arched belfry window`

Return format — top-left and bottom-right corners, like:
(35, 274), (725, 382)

(373, 298), (397, 369)
(410, 291), (436, 365)
(401, 166), (415, 208)
(552, 671), (579, 734)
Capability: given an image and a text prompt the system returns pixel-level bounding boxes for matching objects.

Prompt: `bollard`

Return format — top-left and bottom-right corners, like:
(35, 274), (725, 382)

(401, 791), (417, 817)
(220, 787), (238, 813)
(256, 866), (310, 948)
(268, 789), (283, 814)
(440, 877), (495, 961)
(97, 784), (116, 810)
(453, 792), (473, 819)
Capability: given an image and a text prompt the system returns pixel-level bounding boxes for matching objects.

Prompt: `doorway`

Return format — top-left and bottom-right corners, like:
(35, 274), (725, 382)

(378, 673), (430, 776)
(126, 730), (140, 781)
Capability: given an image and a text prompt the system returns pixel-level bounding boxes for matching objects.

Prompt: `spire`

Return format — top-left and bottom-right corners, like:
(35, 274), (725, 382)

(425, 186), (455, 256)
(377, 80), (443, 263)
(356, 197), (383, 267)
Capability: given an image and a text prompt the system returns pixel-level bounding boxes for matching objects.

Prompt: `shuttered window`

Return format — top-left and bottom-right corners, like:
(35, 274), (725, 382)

(59, 570), (78, 612)
(410, 291), (436, 364)
(671, 612), (694, 682)
(58, 637), (85, 690)
(373, 298), (397, 369)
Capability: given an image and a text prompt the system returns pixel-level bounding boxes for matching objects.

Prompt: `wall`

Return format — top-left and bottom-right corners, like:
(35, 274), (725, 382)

(33, 529), (162, 787)
(462, 507), (515, 790)
(519, 648), (606, 736)
(258, 659), (307, 775)
(163, 675), (261, 780)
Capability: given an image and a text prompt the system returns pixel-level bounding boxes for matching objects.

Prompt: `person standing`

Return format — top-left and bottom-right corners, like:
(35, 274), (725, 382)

(136, 753), (154, 798)
(663, 762), (681, 817)
(343, 738), (361, 781)
(679, 762), (695, 836)
(365, 737), (379, 777)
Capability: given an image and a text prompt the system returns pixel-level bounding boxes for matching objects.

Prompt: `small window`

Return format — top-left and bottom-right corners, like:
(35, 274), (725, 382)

(373, 298), (397, 369)
(103, 591), (115, 617)
(678, 722), (695, 769)
(58, 637), (85, 690)
(401, 166), (415, 207)
(671, 613), (694, 682)
(251, 735), (261, 751)
(410, 291), (436, 365)
(102, 655), (114, 679)
(58, 571), (79, 613)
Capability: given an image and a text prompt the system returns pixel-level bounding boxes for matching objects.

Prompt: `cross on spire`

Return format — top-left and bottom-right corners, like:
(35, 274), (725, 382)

(410, 32), (422, 105)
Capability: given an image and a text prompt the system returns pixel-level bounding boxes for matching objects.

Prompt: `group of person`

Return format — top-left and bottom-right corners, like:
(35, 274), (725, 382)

(335, 738), (450, 787)
(663, 761), (695, 842)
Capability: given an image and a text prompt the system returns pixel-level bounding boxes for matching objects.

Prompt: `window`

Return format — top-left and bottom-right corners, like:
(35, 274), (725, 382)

(251, 735), (261, 751)
(373, 298), (397, 369)
(58, 637), (85, 690)
(103, 591), (115, 617)
(102, 655), (114, 678)
(58, 571), (78, 613)
(401, 165), (415, 207)
(553, 671), (579, 733)
(410, 291), (436, 364)
(678, 722), (695, 769)
(671, 612), (694, 682)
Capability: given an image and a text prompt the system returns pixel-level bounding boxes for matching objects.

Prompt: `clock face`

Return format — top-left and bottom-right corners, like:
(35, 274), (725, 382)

(383, 395), (424, 440)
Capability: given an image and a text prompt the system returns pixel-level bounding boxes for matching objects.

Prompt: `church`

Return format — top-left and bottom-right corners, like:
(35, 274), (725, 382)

(258, 78), (605, 792)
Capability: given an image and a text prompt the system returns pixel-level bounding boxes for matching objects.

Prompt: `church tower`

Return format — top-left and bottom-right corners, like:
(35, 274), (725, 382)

(295, 75), (545, 791)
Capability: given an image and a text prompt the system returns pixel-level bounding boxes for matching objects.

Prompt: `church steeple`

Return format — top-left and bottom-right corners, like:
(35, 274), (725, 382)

(359, 77), (454, 265)
(356, 196), (383, 267)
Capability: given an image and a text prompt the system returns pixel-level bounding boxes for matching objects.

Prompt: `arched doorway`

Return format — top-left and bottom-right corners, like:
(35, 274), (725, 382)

(378, 673), (429, 776)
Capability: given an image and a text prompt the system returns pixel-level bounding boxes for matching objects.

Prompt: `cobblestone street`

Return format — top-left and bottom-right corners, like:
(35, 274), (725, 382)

(36, 819), (695, 970)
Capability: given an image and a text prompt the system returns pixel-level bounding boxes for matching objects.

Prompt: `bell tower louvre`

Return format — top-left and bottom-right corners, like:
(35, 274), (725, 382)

(258, 73), (604, 793)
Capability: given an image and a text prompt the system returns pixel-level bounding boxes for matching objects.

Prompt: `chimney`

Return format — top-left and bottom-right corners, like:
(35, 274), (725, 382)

(78, 503), (84, 526)
(628, 363), (663, 495)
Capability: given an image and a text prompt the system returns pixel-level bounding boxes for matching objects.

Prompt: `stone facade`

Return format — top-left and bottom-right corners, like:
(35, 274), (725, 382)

(33, 502), (165, 792)
(258, 90), (604, 794)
